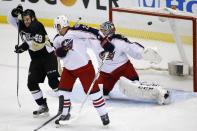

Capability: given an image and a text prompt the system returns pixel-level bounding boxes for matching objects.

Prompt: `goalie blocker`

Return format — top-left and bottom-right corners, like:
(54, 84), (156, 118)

(119, 77), (170, 105)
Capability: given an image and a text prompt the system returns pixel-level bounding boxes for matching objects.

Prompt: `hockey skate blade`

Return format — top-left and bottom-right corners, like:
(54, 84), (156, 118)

(55, 123), (72, 128)
(59, 116), (79, 125)
(55, 124), (61, 128)
(33, 112), (49, 118)
(102, 124), (110, 129)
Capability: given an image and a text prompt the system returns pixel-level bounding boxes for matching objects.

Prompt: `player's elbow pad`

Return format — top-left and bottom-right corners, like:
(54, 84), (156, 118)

(55, 47), (68, 58)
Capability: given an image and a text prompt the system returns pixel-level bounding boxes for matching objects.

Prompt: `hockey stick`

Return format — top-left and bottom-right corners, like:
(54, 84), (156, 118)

(16, 17), (21, 108)
(34, 95), (64, 131)
(59, 52), (109, 125)
(74, 17), (81, 26)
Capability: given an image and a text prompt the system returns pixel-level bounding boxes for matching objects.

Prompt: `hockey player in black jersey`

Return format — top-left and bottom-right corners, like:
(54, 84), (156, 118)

(8, 5), (60, 117)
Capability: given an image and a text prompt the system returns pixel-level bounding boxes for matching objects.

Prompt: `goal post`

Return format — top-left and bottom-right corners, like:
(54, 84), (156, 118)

(109, 7), (197, 92)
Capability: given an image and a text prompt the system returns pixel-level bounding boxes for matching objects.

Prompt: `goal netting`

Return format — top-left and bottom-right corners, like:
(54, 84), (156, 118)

(109, 7), (197, 92)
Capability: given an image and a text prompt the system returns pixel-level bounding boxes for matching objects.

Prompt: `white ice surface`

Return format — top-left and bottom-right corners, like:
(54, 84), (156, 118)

(0, 24), (197, 131)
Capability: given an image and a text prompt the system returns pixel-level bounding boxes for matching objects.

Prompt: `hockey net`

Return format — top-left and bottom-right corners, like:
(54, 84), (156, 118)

(109, 7), (197, 92)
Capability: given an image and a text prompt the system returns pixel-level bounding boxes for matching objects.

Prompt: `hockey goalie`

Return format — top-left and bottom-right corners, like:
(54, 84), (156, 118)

(88, 21), (170, 105)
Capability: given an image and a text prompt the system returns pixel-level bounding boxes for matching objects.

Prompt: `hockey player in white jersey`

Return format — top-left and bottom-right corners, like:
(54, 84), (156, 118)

(88, 21), (170, 105)
(53, 15), (114, 126)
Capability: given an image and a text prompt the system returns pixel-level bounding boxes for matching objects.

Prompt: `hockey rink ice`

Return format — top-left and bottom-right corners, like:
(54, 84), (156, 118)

(0, 23), (197, 131)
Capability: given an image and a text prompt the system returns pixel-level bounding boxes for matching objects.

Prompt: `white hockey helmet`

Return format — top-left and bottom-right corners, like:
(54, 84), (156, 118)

(54, 15), (69, 30)
(99, 21), (115, 37)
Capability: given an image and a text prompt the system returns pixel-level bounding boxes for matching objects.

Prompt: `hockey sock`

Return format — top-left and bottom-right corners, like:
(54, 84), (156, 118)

(59, 90), (71, 115)
(31, 90), (46, 106)
(90, 91), (108, 116)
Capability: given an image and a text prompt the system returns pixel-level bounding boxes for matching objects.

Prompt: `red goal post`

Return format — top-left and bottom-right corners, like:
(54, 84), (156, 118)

(109, 7), (197, 92)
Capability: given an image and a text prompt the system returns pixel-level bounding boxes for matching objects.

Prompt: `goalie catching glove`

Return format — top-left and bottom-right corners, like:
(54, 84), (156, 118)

(142, 47), (162, 64)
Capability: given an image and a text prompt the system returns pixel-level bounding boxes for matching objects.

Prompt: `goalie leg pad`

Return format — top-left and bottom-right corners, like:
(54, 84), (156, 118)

(119, 77), (170, 104)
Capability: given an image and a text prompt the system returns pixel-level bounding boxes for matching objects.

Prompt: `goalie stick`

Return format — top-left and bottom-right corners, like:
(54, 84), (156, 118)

(58, 52), (109, 126)
(34, 95), (64, 131)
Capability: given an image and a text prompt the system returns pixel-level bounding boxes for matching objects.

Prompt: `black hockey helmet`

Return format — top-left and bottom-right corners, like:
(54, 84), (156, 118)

(22, 9), (36, 18)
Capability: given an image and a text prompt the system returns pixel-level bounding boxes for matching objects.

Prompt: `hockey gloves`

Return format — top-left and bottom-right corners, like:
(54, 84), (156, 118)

(15, 45), (25, 53)
(55, 40), (73, 58)
(103, 41), (115, 53)
(11, 4), (23, 18)
(55, 47), (68, 58)
(100, 36), (115, 53)
(14, 42), (29, 53)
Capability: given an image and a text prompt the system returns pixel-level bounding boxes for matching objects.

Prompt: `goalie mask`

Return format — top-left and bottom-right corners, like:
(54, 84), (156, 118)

(54, 15), (69, 31)
(99, 21), (115, 37)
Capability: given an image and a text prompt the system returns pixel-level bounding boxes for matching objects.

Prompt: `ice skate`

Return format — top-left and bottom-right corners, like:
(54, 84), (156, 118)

(33, 104), (49, 118)
(33, 98), (49, 117)
(55, 113), (71, 127)
(100, 113), (110, 126)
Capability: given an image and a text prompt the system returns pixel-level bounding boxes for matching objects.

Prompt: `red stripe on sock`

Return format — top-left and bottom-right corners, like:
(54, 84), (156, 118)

(93, 98), (105, 106)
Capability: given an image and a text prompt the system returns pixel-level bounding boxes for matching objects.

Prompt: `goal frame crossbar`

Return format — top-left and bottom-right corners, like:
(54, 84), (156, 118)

(109, 7), (197, 92)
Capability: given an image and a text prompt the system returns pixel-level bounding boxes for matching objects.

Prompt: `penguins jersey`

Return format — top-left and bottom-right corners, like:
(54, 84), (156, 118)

(53, 24), (99, 70)
(89, 34), (145, 73)
(8, 12), (54, 59)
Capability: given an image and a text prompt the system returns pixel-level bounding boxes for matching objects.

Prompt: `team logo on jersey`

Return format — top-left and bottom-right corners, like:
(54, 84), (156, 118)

(21, 31), (33, 41)
(99, 51), (115, 60)
(61, 39), (73, 50)
(21, 31), (43, 43)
